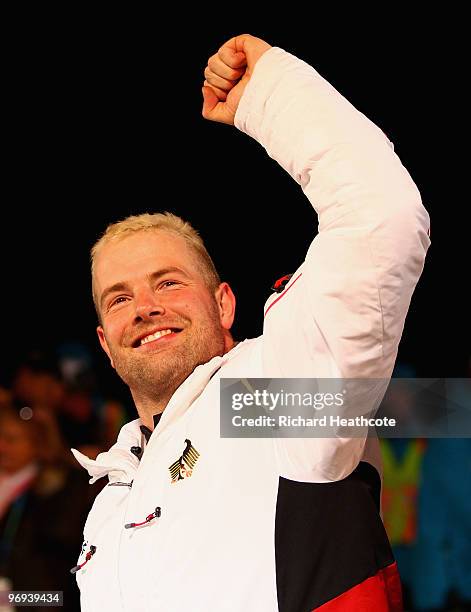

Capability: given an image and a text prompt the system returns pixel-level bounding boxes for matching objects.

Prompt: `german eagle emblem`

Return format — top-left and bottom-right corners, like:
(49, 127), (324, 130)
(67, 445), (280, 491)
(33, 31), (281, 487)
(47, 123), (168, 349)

(169, 439), (200, 483)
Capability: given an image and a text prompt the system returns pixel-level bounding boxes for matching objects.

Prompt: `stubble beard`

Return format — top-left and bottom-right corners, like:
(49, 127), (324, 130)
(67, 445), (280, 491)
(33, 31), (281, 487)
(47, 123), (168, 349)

(107, 310), (226, 405)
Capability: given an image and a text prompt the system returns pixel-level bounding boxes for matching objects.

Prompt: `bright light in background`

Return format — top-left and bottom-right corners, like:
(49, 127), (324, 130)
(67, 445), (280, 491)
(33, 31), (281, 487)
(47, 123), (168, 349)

(19, 406), (33, 420)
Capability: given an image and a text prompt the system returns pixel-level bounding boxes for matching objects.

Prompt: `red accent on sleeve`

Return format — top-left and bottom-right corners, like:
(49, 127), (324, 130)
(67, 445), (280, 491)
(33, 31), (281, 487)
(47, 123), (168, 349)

(264, 273), (302, 318)
(274, 274), (293, 289)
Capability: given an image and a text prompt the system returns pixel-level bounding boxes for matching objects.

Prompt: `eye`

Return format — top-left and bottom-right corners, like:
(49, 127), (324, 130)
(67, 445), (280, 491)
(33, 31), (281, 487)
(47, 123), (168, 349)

(159, 280), (180, 289)
(109, 296), (129, 308)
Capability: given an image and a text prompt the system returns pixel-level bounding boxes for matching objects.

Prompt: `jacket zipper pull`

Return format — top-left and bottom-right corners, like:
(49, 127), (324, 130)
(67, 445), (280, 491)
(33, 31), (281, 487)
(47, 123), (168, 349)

(125, 507), (161, 529)
(70, 545), (97, 574)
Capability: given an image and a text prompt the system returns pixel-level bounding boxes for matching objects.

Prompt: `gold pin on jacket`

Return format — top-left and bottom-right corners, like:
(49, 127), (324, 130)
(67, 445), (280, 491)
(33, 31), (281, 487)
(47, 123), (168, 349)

(169, 439), (200, 483)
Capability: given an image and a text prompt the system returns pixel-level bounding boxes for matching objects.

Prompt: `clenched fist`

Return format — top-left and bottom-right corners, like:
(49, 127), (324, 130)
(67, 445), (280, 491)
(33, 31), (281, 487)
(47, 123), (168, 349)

(202, 34), (272, 125)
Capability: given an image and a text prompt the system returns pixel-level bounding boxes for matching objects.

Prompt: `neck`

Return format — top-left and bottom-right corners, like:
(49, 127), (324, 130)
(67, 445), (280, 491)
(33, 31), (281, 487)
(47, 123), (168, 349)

(132, 337), (240, 430)
(131, 391), (169, 430)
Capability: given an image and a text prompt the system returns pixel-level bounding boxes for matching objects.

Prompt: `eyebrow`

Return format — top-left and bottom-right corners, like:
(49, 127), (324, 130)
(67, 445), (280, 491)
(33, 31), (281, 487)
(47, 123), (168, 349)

(100, 266), (191, 309)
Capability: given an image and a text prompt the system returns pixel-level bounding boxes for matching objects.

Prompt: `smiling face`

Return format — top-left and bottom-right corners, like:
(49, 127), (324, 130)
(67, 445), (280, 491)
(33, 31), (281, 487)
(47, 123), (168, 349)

(94, 229), (236, 408)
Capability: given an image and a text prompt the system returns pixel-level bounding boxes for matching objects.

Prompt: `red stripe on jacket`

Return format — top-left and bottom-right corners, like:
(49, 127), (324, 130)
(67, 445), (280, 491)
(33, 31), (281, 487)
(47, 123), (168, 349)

(314, 562), (402, 611)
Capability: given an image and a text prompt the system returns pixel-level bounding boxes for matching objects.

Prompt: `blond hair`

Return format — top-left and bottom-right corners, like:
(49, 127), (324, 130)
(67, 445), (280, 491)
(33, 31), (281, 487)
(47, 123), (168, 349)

(91, 212), (221, 317)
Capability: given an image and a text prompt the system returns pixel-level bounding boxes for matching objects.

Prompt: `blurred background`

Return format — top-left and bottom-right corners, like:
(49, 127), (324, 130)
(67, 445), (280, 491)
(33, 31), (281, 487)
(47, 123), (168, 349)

(1, 10), (469, 612)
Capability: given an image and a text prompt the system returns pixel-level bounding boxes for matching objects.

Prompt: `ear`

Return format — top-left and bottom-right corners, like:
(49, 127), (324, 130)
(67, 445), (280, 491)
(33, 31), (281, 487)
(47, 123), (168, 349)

(97, 326), (115, 369)
(215, 282), (236, 331)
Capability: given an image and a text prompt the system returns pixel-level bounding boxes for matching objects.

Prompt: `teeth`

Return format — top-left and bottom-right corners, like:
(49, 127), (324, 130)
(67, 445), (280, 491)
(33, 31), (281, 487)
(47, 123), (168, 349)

(140, 329), (173, 345)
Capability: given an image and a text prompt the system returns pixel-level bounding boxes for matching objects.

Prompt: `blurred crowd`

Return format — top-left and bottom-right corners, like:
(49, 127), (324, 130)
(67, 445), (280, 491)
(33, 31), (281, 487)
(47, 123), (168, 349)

(0, 346), (131, 611)
(0, 350), (470, 611)
(381, 364), (471, 611)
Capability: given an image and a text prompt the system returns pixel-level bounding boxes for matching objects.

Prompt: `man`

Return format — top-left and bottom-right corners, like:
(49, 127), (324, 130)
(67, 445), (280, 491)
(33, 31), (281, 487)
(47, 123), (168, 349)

(72, 34), (430, 611)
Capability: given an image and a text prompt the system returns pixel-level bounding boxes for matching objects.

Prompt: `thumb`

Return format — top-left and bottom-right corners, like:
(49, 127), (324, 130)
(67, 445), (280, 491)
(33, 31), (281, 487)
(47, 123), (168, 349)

(201, 85), (234, 125)
(201, 85), (219, 116)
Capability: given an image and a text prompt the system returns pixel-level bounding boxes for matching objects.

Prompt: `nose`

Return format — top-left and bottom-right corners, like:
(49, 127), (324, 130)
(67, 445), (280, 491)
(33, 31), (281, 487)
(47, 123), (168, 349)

(133, 288), (165, 322)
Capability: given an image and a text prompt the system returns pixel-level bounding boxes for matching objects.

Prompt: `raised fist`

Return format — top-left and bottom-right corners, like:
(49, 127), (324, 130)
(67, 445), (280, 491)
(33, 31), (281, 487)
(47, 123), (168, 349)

(202, 34), (272, 125)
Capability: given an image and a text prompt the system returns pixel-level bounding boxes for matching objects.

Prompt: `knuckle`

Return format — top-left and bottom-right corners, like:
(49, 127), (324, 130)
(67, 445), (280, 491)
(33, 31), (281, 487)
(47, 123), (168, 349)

(207, 54), (217, 70)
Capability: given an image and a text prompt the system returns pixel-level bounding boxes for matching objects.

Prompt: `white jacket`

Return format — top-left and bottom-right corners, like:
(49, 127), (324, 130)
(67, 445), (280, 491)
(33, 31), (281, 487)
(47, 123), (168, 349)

(73, 47), (430, 611)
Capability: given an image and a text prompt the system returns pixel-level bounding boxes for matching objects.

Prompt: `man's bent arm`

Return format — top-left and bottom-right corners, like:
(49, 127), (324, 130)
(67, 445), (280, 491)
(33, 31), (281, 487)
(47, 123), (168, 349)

(235, 47), (429, 379)
(234, 47), (429, 482)
(204, 38), (430, 481)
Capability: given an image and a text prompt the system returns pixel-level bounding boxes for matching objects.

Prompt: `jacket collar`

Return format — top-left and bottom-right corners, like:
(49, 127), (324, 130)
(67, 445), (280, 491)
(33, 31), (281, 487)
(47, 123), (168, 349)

(71, 340), (250, 483)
